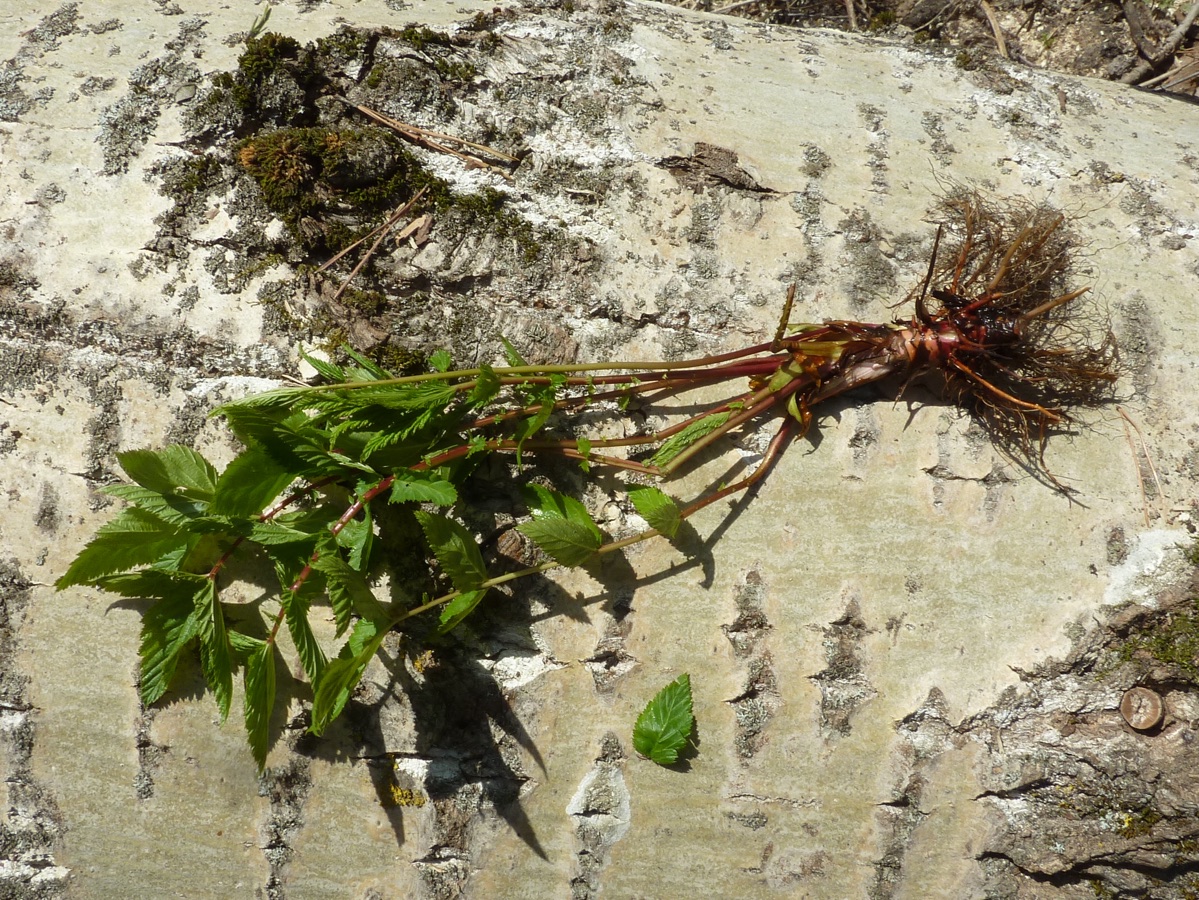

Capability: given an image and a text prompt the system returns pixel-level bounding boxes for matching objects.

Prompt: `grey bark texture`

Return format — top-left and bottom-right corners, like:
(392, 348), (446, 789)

(2, 1), (1199, 898)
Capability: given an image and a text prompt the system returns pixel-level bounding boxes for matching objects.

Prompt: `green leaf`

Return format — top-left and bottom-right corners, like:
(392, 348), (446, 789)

(55, 507), (188, 588)
(283, 591), (327, 683)
(208, 447), (296, 518)
(195, 580), (234, 722)
(310, 538), (387, 634)
(100, 484), (211, 528)
(337, 503), (374, 572)
(437, 588), (487, 634)
(627, 485), (682, 539)
(118, 446), (218, 500)
(428, 349), (453, 372)
(517, 517), (601, 567)
(633, 673), (694, 766)
(651, 411), (732, 469)
(388, 472), (458, 506)
(522, 484), (602, 538)
(243, 640), (276, 771)
(300, 347), (346, 383)
(413, 511), (488, 593)
(499, 335), (527, 367)
(469, 364), (501, 408)
(309, 619), (388, 736)
(249, 521), (317, 545)
(137, 582), (207, 706)
(340, 345), (393, 381)
(576, 436), (592, 473)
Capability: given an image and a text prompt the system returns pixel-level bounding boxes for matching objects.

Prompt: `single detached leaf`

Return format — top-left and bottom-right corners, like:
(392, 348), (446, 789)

(243, 640), (276, 771)
(651, 411), (732, 470)
(516, 517), (600, 567)
(437, 588), (488, 635)
(118, 446), (218, 499)
(413, 511), (488, 593)
(633, 673), (694, 766)
(627, 485), (682, 539)
(55, 507), (188, 588)
(389, 472), (458, 507)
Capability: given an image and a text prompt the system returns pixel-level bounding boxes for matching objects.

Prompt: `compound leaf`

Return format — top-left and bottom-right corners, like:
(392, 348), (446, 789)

(633, 673), (694, 766)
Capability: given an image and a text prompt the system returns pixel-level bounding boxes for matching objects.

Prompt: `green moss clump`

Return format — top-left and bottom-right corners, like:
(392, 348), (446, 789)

(867, 11), (895, 31)
(1118, 598), (1199, 681)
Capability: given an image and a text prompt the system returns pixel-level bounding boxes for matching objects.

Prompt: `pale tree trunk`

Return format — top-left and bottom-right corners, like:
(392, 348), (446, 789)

(2, 1), (1198, 898)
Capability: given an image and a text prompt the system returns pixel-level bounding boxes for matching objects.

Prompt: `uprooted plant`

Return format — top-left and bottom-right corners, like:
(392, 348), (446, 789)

(57, 190), (1119, 767)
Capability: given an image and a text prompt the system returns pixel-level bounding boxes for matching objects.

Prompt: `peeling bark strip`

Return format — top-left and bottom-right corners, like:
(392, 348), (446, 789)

(3, 0), (1197, 897)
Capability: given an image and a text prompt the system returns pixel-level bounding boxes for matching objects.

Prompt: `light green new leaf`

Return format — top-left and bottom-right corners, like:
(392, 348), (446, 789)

(651, 411), (731, 469)
(428, 349), (453, 372)
(195, 580), (234, 722)
(437, 588), (488, 634)
(633, 673), (694, 766)
(627, 485), (682, 539)
(243, 640), (276, 771)
(516, 518), (600, 567)
(208, 447), (296, 518)
(413, 511), (488, 593)
(55, 507), (188, 588)
(389, 473), (458, 507)
(101, 484), (212, 529)
(249, 521), (317, 545)
(118, 446), (218, 500)
(299, 347), (346, 383)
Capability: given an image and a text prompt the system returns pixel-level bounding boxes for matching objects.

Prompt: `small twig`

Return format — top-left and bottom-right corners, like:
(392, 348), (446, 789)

(1118, 407), (1163, 525)
(338, 99), (518, 179)
(330, 189), (428, 303)
(1121, 0), (1199, 84)
(317, 187), (427, 283)
(979, 0), (1010, 59)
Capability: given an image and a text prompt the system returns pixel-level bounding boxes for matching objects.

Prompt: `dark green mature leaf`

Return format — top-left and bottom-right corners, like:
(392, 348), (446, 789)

(633, 673), (694, 766)
(218, 406), (344, 478)
(437, 589), (487, 634)
(195, 580), (234, 722)
(517, 518), (600, 567)
(310, 619), (388, 736)
(209, 447), (296, 518)
(283, 590), (327, 683)
(523, 484), (602, 536)
(389, 472), (458, 507)
(310, 536), (387, 634)
(99, 484), (219, 531)
(55, 507), (189, 588)
(248, 521), (316, 545)
(627, 485), (682, 539)
(651, 411), (732, 469)
(243, 640), (276, 771)
(118, 446), (218, 500)
(413, 511), (488, 592)
(337, 505), (374, 572)
(136, 580), (207, 706)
